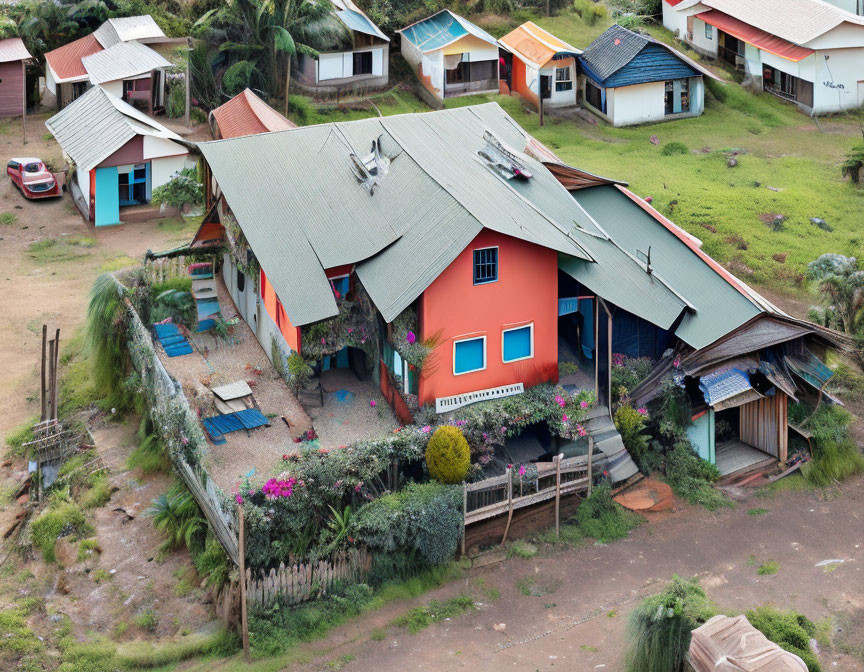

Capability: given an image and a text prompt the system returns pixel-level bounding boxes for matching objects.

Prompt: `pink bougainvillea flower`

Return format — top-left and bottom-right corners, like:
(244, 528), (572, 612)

(562, 414), (569, 423)
(673, 357), (681, 369)
(370, 400), (377, 408)
(580, 400), (589, 409)
(406, 330), (416, 344)
(518, 464), (526, 477)
(422, 425), (431, 433)
(320, 338), (325, 344)
(235, 494), (243, 504)
(347, 327), (353, 333)
(577, 425), (587, 438)
(506, 463), (513, 470)
(355, 482), (363, 492)
(261, 476), (296, 499)
(637, 407), (648, 416)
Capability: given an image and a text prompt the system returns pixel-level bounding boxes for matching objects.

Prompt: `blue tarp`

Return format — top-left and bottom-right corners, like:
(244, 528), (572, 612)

(202, 409), (270, 445)
(153, 323), (193, 357)
(699, 367), (752, 406)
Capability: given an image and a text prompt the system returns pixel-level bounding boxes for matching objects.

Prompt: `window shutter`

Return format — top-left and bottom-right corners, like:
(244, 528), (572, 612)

(372, 48), (383, 77)
(343, 52), (353, 78)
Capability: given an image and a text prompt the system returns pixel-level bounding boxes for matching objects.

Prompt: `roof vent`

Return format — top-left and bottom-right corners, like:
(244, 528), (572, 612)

(350, 135), (390, 196)
(478, 131), (533, 181)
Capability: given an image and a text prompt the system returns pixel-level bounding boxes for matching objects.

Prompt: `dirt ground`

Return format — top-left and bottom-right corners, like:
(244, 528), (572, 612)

(273, 478), (864, 672)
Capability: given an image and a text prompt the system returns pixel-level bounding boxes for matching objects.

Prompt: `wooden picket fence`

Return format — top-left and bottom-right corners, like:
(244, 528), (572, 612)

(245, 548), (372, 609)
(145, 255), (191, 283)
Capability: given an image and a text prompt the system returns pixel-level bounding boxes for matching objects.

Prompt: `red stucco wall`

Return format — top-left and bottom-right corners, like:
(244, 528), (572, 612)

(417, 229), (558, 407)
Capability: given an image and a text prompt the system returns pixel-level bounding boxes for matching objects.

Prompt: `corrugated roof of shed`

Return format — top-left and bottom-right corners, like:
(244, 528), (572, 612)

(398, 9), (497, 53)
(45, 85), (183, 172)
(82, 40), (171, 84)
(94, 15), (166, 48)
(211, 89), (297, 139)
(0, 38), (32, 63)
(499, 21), (582, 67)
(44, 34), (104, 82)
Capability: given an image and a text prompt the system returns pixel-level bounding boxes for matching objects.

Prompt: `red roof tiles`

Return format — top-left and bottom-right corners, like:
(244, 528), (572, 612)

(211, 89), (296, 139)
(45, 34), (103, 82)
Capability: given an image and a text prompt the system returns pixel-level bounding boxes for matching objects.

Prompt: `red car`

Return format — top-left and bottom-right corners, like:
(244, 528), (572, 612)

(6, 157), (63, 199)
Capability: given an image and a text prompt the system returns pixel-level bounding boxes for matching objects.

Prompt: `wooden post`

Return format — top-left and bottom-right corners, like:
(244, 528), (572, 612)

(501, 466), (514, 545)
(40, 325), (47, 422)
(21, 61), (26, 144)
(461, 483), (467, 556)
(185, 41), (192, 129)
(587, 436), (594, 498)
(238, 505), (250, 662)
(51, 328), (60, 420)
(539, 91), (544, 127)
(555, 453), (562, 538)
(47, 339), (56, 422)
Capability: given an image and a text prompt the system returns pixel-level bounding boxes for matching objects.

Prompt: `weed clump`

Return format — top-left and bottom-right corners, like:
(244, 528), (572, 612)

(576, 483), (642, 543)
(661, 141), (689, 156)
(30, 500), (89, 562)
(391, 595), (475, 634)
(746, 606), (821, 671)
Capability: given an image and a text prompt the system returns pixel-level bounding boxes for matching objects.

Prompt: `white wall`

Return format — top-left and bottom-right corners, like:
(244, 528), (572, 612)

(662, 2), (689, 35)
(608, 81), (666, 126)
(101, 79), (123, 98)
(690, 18), (719, 57)
(544, 59), (578, 108)
(813, 47), (864, 111)
(45, 65), (58, 96)
(402, 36), (445, 100)
(151, 154), (189, 190)
(820, 0), (863, 17)
(142, 135), (188, 161)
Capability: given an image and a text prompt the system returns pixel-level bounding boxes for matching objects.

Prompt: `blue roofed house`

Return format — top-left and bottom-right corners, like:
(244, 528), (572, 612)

(579, 24), (720, 126)
(294, 0), (390, 93)
(398, 10), (500, 103)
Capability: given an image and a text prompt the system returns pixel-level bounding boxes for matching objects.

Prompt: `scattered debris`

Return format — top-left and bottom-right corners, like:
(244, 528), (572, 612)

(727, 157), (738, 168)
(815, 559), (844, 567)
(649, 135), (659, 145)
(773, 253), (788, 264)
(766, 185), (783, 192)
(810, 217), (833, 232)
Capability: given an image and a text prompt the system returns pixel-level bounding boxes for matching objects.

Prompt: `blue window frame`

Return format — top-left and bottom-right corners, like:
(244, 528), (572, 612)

(330, 275), (349, 298)
(118, 162), (150, 206)
(473, 247), (498, 285)
(705, 23), (713, 40)
(502, 324), (533, 363)
(453, 336), (486, 375)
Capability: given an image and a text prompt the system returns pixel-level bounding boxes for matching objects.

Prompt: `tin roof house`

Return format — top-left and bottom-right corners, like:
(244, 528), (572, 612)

(663, 0), (864, 113)
(209, 88), (296, 139)
(294, 0), (390, 93)
(0, 38), (32, 118)
(46, 86), (194, 227)
(398, 10), (500, 103)
(498, 22), (582, 110)
(44, 15), (182, 111)
(193, 102), (844, 481)
(578, 24), (719, 126)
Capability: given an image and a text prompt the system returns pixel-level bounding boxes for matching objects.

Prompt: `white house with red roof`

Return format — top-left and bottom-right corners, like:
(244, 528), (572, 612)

(663, 0), (864, 113)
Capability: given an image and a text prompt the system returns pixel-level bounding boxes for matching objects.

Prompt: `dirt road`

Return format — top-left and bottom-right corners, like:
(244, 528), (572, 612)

(294, 479), (864, 671)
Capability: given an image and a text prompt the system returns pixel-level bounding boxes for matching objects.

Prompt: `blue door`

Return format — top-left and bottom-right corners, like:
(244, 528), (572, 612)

(94, 166), (120, 227)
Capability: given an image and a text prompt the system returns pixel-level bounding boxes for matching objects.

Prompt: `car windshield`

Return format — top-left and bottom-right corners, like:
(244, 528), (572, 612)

(24, 163), (42, 173)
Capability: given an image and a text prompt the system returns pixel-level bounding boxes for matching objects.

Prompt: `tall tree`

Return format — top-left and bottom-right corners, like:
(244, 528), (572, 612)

(808, 254), (864, 335)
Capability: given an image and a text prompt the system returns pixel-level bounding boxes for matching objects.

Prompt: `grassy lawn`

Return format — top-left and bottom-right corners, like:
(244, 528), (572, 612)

(287, 9), (864, 292)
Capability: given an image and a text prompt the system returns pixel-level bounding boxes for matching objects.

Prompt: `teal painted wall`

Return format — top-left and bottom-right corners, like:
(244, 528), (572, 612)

(687, 409), (715, 464)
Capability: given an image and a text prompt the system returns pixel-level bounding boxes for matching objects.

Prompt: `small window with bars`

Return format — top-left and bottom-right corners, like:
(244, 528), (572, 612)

(473, 247), (498, 285)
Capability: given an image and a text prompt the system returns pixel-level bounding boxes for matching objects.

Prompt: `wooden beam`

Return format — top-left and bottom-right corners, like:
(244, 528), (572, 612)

(238, 505), (250, 662)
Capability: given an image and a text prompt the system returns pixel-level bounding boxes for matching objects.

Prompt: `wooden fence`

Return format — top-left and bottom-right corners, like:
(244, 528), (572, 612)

(245, 548), (372, 609)
(145, 255), (191, 283)
(463, 442), (600, 547)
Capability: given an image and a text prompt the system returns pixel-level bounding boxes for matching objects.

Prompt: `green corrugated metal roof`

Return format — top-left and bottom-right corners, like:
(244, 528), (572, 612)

(571, 185), (761, 349)
(197, 103), (593, 326)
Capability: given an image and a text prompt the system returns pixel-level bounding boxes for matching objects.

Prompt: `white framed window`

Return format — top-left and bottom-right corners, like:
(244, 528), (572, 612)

(453, 336), (486, 375)
(705, 23), (713, 40)
(555, 66), (573, 92)
(502, 323), (534, 363)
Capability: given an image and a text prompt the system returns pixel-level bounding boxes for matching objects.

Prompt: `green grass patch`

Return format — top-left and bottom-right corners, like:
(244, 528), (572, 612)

(133, 610), (159, 631)
(58, 329), (100, 416)
(746, 606), (822, 671)
(575, 483), (643, 543)
(27, 235), (98, 264)
(747, 508), (769, 516)
(91, 568), (113, 584)
(30, 500), (89, 563)
(507, 540), (538, 558)
(3, 416), (37, 458)
(80, 472), (112, 509)
(756, 473), (812, 497)
(757, 560), (780, 575)
(0, 607), (44, 660)
(100, 255), (139, 272)
(515, 575), (560, 598)
(390, 595), (475, 634)
(77, 537), (100, 562)
(534, 521), (588, 548)
(0, 212), (17, 226)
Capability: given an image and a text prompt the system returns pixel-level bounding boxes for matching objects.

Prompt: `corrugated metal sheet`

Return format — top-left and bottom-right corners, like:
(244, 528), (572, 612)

(45, 85), (184, 172)
(94, 15), (166, 49)
(330, 0), (388, 40)
(740, 392), (787, 461)
(0, 38), (32, 63)
(499, 22), (581, 68)
(198, 103), (592, 325)
(399, 10), (497, 53)
(82, 40), (171, 84)
(698, 10), (814, 61)
(571, 185), (761, 350)
(211, 89), (296, 139)
(44, 34), (104, 83)
(580, 25), (647, 83)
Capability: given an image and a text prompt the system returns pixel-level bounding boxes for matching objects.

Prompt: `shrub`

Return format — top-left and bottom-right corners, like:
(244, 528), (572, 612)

(794, 403), (864, 487)
(166, 82), (185, 118)
(145, 484), (207, 556)
(86, 275), (131, 413)
(661, 142), (689, 156)
(574, 0), (607, 25)
(746, 606), (821, 672)
(611, 354), (654, 402)
(576, 483), (642, 543)
(391, 595), (475, 633)
(664, 442), (731, 510)
(425, 426), (470, 484)
(151, 168), (203, 212)
(30, 501), (88, 562)
(286, 351), (313, 395)
(615, 404), (651, 466)
(80, 473), (112, 509)
(625, 576), (714, 672)
(353, 482), (463, 565)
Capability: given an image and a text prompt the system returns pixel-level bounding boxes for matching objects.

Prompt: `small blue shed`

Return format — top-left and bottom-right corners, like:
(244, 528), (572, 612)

(579, 25), (719, 127)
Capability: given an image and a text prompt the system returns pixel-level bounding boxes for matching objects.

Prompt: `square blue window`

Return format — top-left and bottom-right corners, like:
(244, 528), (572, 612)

(705, 24), (713, 39)
(503, 325), (533, 362)
(454, 337), (485, 374)
(330, 276), (349, 297)
(473, 248), (498, 285)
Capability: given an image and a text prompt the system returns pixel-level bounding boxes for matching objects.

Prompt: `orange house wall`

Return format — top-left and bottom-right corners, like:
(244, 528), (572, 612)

(417, 230), (558, 407)
(260, 269), (301, 352)
(512, 57), (539, 109)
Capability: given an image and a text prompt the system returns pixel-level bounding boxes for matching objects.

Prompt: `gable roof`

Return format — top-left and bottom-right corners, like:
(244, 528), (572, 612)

(45, 34), (104, 83)
(671, 0), (864, 45)
(82, 40), (171, 84)
(197, 103), (594, 326)
(499, 21), (581, 68)
(330, 0), (389, 41)
(0, 38), (32, 63)
(211, 89), (297, 139)
(45, 86), (184, 173)
(93, 15), (166, 48)
(580, 24), (720, 86)
(398, 10), (497, 53)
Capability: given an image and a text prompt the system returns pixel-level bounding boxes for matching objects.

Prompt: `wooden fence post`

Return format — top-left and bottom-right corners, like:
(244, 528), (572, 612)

(461, 482), (467, 556)
(555, 453), (562, 538)
(587, 437), (594, 498)
(501, 465), (514, 545)
(238, 504), (250, 662)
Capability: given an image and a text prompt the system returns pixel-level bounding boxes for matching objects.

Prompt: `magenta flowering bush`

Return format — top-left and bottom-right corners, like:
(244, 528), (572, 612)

(262, 475), (297, 499)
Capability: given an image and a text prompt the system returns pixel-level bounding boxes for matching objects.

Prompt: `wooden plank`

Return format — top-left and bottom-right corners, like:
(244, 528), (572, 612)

(238, 505), (249, 661)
